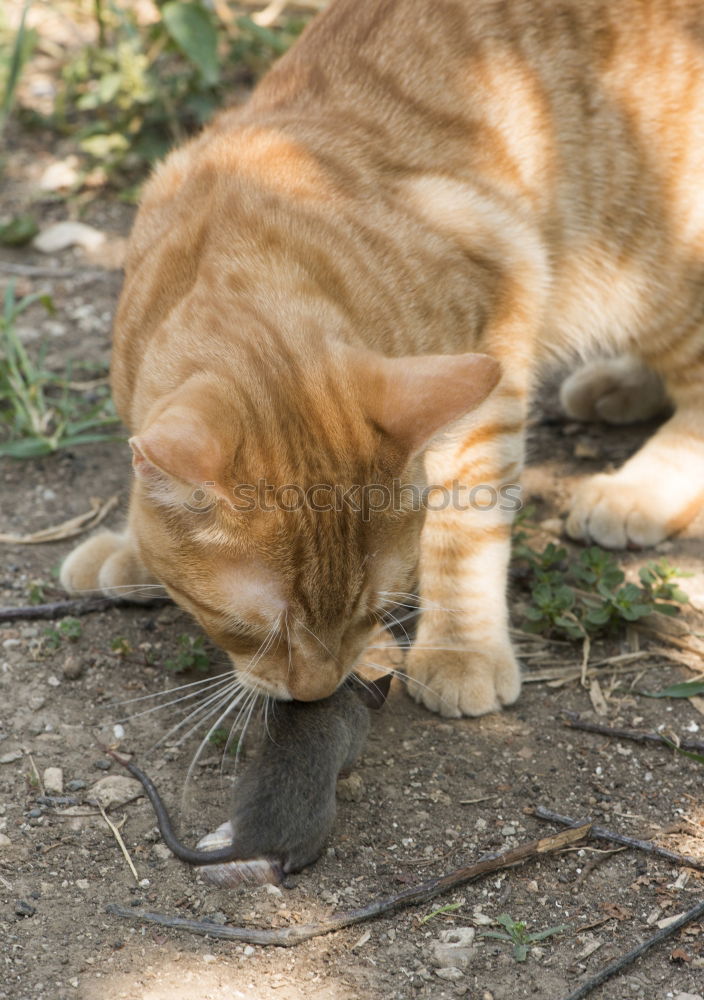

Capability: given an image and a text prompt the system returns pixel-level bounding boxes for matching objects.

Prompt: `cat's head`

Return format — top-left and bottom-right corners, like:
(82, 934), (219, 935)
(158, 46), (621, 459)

(128, 345), (499, 700)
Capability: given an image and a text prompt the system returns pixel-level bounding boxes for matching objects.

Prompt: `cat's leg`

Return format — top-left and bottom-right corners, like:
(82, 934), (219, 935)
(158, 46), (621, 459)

(560, 357), (668, 425)
(405, 380), (527, 717)
(566, 360), (704, 548)
(60, 529), (159, 599)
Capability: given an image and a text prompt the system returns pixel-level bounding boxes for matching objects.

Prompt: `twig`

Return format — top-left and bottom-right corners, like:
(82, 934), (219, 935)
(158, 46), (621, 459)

(0, 595), (171, 622)
(559, 898), (704, 1000)
(563, 712), (704, 754)
(0, 262), (111, 278)
(97, 804), (140, 885)
(534, 806), (704, 871)
(106, 823), (590, 947)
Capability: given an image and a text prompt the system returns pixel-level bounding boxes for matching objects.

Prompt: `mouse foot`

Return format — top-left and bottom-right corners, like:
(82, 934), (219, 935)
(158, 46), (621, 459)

(195, 823), (284, 888)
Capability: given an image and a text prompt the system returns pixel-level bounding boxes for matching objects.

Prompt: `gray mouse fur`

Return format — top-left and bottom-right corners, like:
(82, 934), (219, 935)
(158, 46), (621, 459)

(229, 682), (369, 872)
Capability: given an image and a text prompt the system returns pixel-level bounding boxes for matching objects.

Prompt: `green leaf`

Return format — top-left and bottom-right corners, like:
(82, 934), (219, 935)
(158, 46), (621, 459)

(641, 680), (704, 699)
(162, 2), (220, 86)
(0, 213), (38, 246)
(661, 739), (704, 765)
(513, 943), (529, 962)
(419, 902), (462, 925)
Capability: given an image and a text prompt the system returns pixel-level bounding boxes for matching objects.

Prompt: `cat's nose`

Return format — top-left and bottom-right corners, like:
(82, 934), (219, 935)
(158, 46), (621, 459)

(287, 658), (339, 701)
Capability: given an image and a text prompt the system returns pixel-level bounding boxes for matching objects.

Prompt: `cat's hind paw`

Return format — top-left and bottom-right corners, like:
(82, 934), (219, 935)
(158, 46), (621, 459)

(560, 358), (667, 425)
(405, 646), (521, 718)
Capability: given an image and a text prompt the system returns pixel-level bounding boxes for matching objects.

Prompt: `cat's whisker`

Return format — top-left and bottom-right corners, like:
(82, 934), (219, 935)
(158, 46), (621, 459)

(181, 687), (256, 793)
(107, 670), (233, 708)
(293, 616), (340, 664)
(150, 680), (243, 751)
(378, 608), (413, 647)
(113, 674), (236, 724)
(378, 591), (461, 614)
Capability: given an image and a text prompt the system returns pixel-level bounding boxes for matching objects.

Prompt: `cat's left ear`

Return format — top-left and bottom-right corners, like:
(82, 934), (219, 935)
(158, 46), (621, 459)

(129, 407), (229, 502)
(346, 347), (502, 456)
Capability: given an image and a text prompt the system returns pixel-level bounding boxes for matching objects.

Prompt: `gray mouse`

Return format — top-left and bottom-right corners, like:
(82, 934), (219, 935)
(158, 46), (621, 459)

(108, 675), (387, 886)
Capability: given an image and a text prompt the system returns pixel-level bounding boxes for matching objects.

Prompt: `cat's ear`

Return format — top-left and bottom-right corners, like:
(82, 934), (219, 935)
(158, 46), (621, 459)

(349, 349), (501, 455)
(129, 406), (227, 495)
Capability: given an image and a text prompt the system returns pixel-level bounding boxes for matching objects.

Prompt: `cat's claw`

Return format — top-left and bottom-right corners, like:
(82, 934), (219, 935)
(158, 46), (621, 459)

(405, 647), (521, 718)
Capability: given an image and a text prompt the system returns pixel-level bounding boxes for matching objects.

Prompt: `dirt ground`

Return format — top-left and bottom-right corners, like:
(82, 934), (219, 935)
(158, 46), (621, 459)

(2, 141), (704, 1000)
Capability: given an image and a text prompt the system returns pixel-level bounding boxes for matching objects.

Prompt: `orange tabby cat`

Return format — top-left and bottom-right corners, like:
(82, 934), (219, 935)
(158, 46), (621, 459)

(61, 0), (704, 717)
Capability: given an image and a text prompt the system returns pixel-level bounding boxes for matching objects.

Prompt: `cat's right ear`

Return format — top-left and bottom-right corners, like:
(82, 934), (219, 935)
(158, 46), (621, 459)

(345, 346), (501, 456)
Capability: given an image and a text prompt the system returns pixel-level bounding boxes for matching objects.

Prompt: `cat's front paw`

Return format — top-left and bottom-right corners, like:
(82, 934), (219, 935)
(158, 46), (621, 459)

(405, 646), (521, 718)
(566, 473), (671, 548)
(60, 530), (159, 599)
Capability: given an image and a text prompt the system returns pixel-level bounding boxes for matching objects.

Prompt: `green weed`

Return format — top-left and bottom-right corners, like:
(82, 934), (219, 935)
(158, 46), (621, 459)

(165, 634), (210, 673)
(0, 282), (122, 458)
(478, 913), (567, 962)
(514, 526), (689, 641)
(208, 726), (239, 755)
(49, 3), (308, 178)
(43, 616), (82, 650)
(0, 0), (37, 135)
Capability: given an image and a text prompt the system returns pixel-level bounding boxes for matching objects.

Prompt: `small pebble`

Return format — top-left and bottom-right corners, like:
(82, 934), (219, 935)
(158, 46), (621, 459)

(113, 724), (125, 740)
(15, 899), (36, 917)
(89, 774), (143, 810)
(62, 655), (84, 680)
(0, 833), (12, 848)
(43, 767), (64, 795)
(47, 675), (60, 688)
(66, 779), (87, 792)
(95, 759), (112, 771)
(337, 772), (364, 802)
(435, 967), (464, 982)
(243, 945), (255, 957)
(153, 843), (172, 861)
(0, 749), (23, 765)
(75, 879), (89, 890)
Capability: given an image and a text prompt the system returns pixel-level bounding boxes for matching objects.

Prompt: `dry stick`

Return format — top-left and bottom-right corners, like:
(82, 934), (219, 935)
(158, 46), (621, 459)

(534, 806), (704, 872)
(0, 595), (171, 623)
(558, 898), (704, 1000)
(97, 804), (140, 885)
(106, 823), (590, 947)
(563, 711), (704, 754)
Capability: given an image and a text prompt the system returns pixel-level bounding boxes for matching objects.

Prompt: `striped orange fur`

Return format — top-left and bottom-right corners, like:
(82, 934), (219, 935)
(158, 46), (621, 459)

(62, 0), (704, 716)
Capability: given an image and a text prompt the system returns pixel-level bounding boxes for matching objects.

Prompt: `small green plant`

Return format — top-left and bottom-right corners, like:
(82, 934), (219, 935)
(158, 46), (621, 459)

(208, 726), (239, 755)
(0, 282), (122, 457)
(26, 579), (47, 605)
(478, 913), (567, 962)
(165, 634), (210, 673)
(514, 530), (689, 641)
(43, 616), (82, 650)
(50, 3), (308, 178)
(110, 636), (133, 657)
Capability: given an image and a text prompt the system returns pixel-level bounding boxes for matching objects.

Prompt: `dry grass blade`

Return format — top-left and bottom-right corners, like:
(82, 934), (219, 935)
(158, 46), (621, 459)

(0, 495), (118, 544)
(97, 803), (140, 885)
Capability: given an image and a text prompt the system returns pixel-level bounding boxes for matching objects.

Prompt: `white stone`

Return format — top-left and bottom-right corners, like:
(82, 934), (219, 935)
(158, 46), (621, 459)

(33, 221), (106, 254)
(89, 774), (143, 810)
(43, 767), (64, 795)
